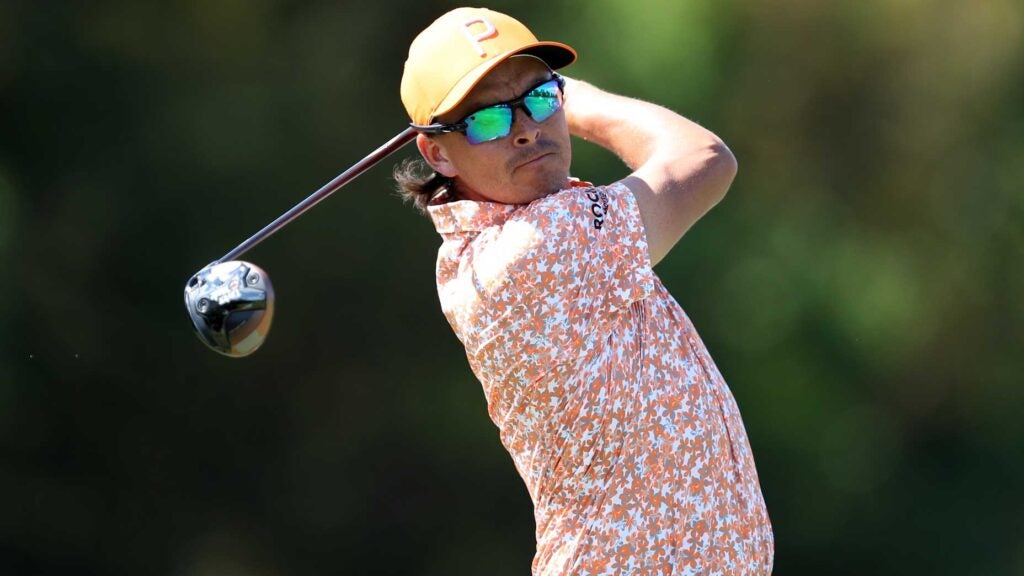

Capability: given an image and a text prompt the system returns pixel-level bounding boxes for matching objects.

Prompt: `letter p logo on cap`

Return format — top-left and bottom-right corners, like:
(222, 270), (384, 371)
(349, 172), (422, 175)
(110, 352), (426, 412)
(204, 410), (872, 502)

(462, 17), (498, 57)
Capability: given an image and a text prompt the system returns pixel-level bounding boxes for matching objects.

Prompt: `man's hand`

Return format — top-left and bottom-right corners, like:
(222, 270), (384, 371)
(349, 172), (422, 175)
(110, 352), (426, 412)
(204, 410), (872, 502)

(563, 77), (737, 266)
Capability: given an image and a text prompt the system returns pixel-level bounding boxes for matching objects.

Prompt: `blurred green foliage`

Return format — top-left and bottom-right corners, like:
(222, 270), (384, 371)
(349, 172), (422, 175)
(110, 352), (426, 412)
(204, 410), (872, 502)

(1, 1), (1022, 574)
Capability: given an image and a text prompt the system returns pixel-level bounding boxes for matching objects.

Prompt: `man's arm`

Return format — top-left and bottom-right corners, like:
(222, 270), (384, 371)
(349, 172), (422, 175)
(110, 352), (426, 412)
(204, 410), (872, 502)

(563, 77), (737, 266)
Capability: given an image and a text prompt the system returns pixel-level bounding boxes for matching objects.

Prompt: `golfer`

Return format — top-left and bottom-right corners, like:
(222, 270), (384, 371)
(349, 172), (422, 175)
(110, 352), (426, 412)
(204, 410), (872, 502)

(397, 8), (773, 575)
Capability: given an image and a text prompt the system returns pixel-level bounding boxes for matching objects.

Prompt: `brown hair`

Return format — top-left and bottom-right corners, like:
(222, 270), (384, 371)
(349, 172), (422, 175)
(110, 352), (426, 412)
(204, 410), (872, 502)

(392, 157), (454, 215)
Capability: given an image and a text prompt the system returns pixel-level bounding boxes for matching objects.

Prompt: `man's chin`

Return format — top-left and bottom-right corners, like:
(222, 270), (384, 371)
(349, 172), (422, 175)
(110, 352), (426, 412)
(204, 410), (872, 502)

(524, 173), (571, 201)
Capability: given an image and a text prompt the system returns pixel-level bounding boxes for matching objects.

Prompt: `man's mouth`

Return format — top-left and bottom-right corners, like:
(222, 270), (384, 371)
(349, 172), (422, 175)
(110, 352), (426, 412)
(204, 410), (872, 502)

(508, 140), (560, 172)
(517, 152), (553, 169)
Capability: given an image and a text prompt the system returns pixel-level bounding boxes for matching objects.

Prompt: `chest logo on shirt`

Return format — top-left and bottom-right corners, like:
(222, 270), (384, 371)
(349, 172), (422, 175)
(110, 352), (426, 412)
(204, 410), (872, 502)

(585, 189), (610, 230)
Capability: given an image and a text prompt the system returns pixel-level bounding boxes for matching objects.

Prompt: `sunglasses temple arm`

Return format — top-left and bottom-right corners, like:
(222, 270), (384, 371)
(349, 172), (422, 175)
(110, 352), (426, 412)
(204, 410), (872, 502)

(217, 127), (418, 263)
(409, 122), (466, 134)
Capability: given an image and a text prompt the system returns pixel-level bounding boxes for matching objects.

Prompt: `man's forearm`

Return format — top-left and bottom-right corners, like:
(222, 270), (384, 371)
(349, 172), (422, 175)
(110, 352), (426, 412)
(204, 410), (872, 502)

(563, 77), (732, 177)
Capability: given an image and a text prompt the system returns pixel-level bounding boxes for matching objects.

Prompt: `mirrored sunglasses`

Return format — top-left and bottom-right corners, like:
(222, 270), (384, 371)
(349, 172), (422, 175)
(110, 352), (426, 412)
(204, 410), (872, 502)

(412, 74), (565, 145)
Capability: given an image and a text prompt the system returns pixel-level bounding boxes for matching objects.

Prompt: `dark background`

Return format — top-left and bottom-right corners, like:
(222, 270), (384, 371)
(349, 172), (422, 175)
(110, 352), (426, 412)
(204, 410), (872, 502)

(2, 1), (1022, 574)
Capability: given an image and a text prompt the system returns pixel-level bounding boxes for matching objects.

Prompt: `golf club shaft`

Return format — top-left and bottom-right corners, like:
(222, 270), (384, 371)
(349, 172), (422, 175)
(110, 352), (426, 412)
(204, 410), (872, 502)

(218, 127), (418, 263)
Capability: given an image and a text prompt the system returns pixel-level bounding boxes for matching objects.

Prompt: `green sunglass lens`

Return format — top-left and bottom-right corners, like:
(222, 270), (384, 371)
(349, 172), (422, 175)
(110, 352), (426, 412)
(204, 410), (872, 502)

(524, 82), (562, 122)
(465, 107), (513, 144)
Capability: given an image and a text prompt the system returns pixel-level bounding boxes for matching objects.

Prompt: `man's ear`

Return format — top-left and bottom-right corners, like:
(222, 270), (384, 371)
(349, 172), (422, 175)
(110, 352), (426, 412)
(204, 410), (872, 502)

(416, 134), (458, 178)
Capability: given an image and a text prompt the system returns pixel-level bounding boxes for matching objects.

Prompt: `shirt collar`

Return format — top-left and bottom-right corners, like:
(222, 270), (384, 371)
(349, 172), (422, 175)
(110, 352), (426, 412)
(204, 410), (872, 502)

(426, 179), (593, 236)
(428, 199), (521, 235)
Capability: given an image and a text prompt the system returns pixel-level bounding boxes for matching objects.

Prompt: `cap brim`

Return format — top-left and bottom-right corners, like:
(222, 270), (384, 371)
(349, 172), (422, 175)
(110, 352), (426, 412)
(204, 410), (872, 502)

(431, 41), (577, 122)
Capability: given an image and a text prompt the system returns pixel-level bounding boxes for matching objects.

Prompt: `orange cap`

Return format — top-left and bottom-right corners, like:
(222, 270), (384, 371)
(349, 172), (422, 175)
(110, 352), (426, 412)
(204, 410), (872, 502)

(401, 7), (577, 126)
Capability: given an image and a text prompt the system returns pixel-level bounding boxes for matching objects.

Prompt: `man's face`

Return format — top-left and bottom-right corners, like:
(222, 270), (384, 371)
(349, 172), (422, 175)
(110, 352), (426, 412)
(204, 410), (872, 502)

(418, 57), (572, 204)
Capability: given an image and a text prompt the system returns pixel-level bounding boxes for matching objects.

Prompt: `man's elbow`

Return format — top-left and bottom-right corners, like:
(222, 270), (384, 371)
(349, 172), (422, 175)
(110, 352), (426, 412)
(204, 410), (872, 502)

(706, 139), (737, 203)
(675, 138), (735, 209)
(647, 135), (738, 213)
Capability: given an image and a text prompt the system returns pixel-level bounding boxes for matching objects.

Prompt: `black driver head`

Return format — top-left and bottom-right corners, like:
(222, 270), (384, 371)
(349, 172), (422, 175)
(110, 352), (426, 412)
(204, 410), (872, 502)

(184, 261), (274, 357)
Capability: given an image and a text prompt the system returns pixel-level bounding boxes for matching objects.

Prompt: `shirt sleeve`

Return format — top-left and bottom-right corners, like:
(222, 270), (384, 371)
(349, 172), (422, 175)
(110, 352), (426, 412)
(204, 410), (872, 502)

(492, 181), (657, 360)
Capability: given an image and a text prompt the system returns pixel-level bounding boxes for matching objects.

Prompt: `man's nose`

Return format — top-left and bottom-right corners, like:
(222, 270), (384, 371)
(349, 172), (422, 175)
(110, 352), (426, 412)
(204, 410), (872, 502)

(511, 107), (540, 147)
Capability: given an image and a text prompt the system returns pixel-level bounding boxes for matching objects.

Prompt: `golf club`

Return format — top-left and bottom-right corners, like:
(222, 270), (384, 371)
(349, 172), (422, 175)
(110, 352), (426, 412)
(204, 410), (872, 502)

(184, 127), (418, 357)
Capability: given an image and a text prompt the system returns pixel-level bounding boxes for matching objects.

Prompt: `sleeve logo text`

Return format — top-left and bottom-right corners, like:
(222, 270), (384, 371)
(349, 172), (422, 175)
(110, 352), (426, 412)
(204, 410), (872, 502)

(586, 189), (610, 230)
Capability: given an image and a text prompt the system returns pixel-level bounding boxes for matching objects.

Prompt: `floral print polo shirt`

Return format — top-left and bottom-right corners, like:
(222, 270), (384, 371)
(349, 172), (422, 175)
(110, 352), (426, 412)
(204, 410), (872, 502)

(428, 180), (774, 576)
